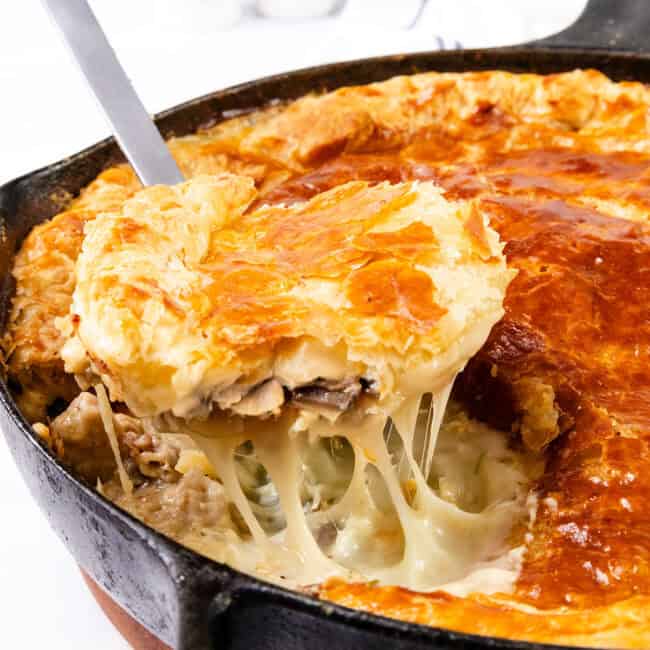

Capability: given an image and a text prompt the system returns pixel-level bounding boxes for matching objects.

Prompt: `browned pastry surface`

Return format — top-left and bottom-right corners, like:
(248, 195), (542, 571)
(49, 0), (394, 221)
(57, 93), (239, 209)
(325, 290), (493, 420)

(6, 69), (650, 646)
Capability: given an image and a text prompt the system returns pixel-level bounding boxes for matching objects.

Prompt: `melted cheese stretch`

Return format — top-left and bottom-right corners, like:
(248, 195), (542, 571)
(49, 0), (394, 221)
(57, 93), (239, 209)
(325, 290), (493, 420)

(54, 171), (518, 590)
(171, 383), (532, 592)
(96, 383), (133, 497)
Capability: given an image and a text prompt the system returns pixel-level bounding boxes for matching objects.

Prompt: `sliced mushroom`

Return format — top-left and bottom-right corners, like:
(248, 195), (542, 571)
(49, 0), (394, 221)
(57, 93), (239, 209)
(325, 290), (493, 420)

(291, 379), (362, 412)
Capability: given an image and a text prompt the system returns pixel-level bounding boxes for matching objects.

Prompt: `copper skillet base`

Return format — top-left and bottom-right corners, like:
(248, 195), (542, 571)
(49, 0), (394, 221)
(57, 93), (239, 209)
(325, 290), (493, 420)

(81, 570), (169, 650)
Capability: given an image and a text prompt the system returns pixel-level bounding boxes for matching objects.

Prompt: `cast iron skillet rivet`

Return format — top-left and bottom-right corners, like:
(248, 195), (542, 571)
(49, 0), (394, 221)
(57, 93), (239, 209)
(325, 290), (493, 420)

(207, 592), (233, 649)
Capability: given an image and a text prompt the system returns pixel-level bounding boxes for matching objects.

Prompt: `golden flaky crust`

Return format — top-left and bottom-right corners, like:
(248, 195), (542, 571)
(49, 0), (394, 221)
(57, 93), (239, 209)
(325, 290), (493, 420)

(64, 175), (509, 417)
(2, 167), (139, 420)
(7, 68), (650, 646)
(320, 582), (650, 649)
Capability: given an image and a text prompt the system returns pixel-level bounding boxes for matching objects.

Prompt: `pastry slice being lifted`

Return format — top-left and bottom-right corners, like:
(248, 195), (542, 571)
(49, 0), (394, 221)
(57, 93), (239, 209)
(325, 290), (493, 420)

(61, 174), (511, 427)
(58, 173), (515, 587)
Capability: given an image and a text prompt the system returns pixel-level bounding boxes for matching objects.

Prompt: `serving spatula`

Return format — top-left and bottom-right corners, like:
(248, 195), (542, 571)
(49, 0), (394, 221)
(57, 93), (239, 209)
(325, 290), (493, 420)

(40, 0), (184, 186)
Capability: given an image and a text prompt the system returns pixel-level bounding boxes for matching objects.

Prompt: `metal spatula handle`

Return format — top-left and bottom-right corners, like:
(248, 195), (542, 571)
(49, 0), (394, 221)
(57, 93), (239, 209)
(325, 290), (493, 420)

(41, 0), (184, 187)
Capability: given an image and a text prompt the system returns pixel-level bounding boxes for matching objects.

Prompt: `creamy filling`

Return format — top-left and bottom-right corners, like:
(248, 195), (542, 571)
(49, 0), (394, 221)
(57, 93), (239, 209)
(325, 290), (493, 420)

(141, 382), (539, 593)
(77, 313), (537, 595)
(159, 337), (372, 421)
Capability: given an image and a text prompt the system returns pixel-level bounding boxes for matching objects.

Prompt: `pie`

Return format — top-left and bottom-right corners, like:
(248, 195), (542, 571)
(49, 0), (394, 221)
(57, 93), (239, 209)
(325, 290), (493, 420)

(5, 69), (650, 647)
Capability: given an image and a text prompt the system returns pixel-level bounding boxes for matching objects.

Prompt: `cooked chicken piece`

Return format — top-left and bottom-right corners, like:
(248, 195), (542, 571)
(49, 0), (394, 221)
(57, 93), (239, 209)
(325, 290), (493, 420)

(229, 379), (286, 417)
(107, 468), (230, 541)
(48, 392), (180, 483)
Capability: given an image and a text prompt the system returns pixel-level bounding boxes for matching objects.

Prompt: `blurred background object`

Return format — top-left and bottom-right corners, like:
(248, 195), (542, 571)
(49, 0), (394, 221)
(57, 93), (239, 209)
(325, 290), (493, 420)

(155, 0), (244, 30)
(256, 0), (342, 19)
(337, 0), (424, 29)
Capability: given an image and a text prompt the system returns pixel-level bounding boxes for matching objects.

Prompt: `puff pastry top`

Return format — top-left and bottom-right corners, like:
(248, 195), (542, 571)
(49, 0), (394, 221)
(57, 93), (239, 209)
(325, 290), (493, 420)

(62, 174), (510, 419)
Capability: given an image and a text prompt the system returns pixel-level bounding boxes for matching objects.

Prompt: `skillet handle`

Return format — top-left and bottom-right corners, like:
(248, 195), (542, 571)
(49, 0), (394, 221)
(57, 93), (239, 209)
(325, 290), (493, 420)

(528, 0), (650, 52)
(199, 580), (474, 650)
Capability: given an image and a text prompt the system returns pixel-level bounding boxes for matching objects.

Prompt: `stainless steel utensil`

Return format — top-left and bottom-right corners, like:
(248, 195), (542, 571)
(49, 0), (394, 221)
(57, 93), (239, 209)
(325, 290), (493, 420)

(41, 0), (183, 187)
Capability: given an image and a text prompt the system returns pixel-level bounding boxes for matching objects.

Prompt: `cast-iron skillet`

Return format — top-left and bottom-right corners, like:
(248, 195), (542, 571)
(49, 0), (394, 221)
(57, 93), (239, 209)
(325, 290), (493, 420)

(2, 1), (650, 648)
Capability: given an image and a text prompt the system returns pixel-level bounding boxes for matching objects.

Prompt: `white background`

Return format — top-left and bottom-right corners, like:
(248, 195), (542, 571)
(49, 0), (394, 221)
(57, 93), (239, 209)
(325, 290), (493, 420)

(0, 1), (586, 648)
